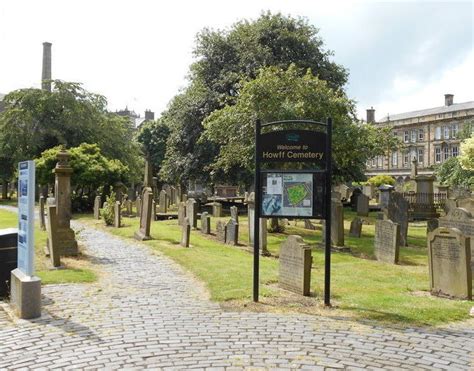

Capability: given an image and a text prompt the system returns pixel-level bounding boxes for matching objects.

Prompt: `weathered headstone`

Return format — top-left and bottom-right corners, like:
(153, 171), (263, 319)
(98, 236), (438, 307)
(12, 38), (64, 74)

(225, 219), (239, 245)
(177, 202), (186, 226)
(216, 220), (226, 242)
(387, 192), (409, 247)
(114, 201), (121, 228)
(186, 198), (198, 229)
(212, 202), (223, 217)
(53, 150), (78, 255)
(159, 190), (168, 214)
(136, 196), (142, 218)
(439, 207), (474, 269)
(374, 219), (400, 264)
(350, 188), (362, 211)
(363, 184), (375, 199)
(134, 187), (153, 241)
(181, 217), (191, 247)
(331, 200), (344, 247)
(170, 186), (176, 206)
(427, 218), (439, 234)
(349, 217), (363, 238)
(357, 194), (369, 217)
(230, 206), (239, 223)
(201, 212), (211, 234)
(378, 184), (394, 208)
(93, 195), (101, 220)
(125, 199), (133, 216)
(279, 235), (312, 296)
(428, 227), (472, 300)
(247, 193), (269, 255)
(46, 205), (61, 267)
(39, 195), (46, 230)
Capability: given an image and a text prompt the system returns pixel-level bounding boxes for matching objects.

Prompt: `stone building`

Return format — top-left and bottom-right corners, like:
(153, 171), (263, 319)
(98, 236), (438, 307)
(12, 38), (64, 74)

(365, 94), (474, 181)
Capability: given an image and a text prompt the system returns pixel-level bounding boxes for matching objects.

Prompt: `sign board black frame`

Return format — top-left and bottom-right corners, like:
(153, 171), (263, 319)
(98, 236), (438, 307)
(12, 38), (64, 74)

(253, 119), (332, 306)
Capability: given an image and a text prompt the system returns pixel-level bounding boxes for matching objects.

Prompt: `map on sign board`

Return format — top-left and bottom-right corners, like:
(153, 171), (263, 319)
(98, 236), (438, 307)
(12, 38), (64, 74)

(262, 173), (313, 217)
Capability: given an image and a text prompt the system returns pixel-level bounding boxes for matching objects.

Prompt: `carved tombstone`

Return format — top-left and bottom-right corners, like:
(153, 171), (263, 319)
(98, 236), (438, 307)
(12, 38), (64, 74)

(201, 212), (211, 234)
(186, 198), (198, 229)
(159, 190), (168, 214)
(225, 219), (239, 245)
(357, 194), (369, 217)
(46, 205), (61, 267)
(374, 219), (400, 264)
(439, 207), (474, 270)
(331, 200), (344, 247)
(114, 201), (121, 228)
(177, 202), (186, 226)
(181, 217), (191, 247)
(134, 187), (153, 241)
(349, 217), (363, 238)
(247, 192), (269, 255)
(126, 199), (133, 216)
(230, 206), (239, 223)
(216, 220), (226, 242)
(136, 196), (142, 218)
(212, 202), (223, 217)
(428, 227), (472, 300)
(39, 195), (46, 230)
(387, 192), (409, 247)
(279, 235), (312, 296)
(350, 188), (362, 211)
(93, 195), (101, 220)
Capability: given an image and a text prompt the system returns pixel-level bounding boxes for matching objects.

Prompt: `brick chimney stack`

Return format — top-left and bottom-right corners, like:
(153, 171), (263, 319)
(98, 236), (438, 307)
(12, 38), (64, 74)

(444, 94), (453, 106)
(366, 107), (375, 123)
(145, 110), (155, 121)
(41, 42), (52, 92)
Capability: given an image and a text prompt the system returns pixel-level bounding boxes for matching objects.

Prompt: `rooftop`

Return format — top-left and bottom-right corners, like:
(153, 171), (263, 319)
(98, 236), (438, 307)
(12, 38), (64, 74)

(378, 100), (474, 123)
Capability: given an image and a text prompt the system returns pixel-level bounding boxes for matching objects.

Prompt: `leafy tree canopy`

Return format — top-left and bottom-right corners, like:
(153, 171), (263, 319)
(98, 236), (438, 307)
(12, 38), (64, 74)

(367, 175), (395, 187)
(136, 118), (170, 177)
(435, 156), (473, 189)
(202, 65), (397, 185)
(459, 136), (474, 171)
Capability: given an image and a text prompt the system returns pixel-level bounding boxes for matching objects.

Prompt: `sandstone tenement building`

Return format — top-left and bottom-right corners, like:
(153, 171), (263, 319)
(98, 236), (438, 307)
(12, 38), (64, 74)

(365, 94), (474, 181)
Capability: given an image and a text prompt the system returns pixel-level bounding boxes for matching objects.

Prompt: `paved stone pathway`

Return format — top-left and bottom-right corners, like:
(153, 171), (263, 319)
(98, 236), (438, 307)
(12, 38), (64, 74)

(0, 212), (473, 369)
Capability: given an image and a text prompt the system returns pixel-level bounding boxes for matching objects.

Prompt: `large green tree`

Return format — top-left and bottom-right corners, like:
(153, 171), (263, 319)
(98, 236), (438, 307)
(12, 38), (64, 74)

(0, 80), (142, 183)
(160, 12), (348, 185)
(136, 118), (170, 178)
(203, 65), (397, 185)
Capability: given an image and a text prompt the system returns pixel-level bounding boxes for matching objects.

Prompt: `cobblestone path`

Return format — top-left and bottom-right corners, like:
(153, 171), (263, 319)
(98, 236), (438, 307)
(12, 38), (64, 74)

(0, 216), (473, 369)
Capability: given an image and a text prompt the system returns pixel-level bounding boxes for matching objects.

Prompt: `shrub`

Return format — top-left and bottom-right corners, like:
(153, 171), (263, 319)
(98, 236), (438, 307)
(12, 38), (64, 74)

(102, 193), (116, 226)
(367, 175), (395, 187)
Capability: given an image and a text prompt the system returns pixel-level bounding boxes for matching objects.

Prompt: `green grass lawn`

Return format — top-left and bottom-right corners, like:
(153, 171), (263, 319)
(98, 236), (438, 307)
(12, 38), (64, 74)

(0, 209), (96, 285)
(77, 209), (472, 327)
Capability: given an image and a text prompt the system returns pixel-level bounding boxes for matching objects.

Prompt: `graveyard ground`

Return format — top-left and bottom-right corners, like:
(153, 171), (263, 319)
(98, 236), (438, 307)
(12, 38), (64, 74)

(0, 208), (96, 284)
(76, 210), (472, 327)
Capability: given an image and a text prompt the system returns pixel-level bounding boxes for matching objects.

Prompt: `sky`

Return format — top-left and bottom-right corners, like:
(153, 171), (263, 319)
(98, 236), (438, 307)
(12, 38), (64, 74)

(0, 0), (472, 122)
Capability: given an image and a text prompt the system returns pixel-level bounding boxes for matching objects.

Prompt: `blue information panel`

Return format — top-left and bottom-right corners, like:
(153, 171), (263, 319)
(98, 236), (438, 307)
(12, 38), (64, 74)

(17, 160), (35, 276)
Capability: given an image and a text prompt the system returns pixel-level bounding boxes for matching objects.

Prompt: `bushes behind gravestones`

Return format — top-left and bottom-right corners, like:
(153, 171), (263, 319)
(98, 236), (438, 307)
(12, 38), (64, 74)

(102, 193), (116, 226)
(366, 175), (395, 187)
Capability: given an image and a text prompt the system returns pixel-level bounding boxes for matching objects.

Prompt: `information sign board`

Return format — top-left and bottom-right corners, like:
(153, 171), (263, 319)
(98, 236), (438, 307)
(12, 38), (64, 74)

(17, 160), (35, 276)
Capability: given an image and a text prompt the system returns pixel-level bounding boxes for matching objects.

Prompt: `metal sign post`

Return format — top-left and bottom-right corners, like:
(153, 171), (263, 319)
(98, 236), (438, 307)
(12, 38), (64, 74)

(253, 119), (332, 306)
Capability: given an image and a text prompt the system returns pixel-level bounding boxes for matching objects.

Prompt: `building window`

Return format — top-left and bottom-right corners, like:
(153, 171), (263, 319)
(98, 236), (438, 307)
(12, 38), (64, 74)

(403, 152), (409, 167)
(404, 131), (409, 143)
(417, 148), (424, 164)
(392, 152), (398, 167)
(418, 128), (424, 141)
(372, 158), (376, 167)
(411, 130), (417, 143)
(435, 126), (441, 140)
(377, 156), (383, 168)
(452, 145), (459, 157)
(443, 146), (450, 160)
(435, 147), (441, 163)
(452, 124), (459, 138)
(444, 126), (450, 139)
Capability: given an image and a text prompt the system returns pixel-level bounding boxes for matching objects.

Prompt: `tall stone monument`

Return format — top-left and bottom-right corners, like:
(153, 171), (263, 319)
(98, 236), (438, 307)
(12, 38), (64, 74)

(93, 195), (101, 220)
(357, 194), (369, 217)
(387, 192), (409, 247)
(186, 198), (198, 229)
(53, 150), (78, 255)
(134, 187), (153, 241)
(247, 192), (269, 255)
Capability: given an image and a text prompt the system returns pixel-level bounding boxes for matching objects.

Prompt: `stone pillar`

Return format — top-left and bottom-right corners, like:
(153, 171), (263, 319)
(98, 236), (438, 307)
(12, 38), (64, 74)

(411, 157), (418, 178)
(378, 184), (394, 209)
(114, 202), (121, 228)
(212, 202), (223, 217)
(414, 175), (437, 219)
(247, 192), (269, 255)
(41, 42), (52, 92)
(143, 155), (153, 188)
(39, 196), (46, 231)
(53, 150), (78, 255)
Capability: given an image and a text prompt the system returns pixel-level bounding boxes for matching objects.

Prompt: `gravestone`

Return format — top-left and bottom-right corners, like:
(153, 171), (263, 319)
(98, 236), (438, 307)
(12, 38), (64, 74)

(247, 193), (269, 255)
(357, 194), (369, 217)
(225, 219), (239, 245)
(349, 217), (363, 238)
(181, 217), (191, 247)
(46, 205), (61, 267)
(114, 201), (121, 228)
(186, 198), (198, 229)
(53, 150), (78, 255)
(39, 196), (46, 230)
(350, 188), (362, 211)
(212, 202), (223, 217)
(216, 220), (226, 242)
(387, 192), (409, 247)
(279, 235), (312, 296)
(427, 219), (439, 234)
(201, 212), (211, 234)
(230, 206), (239, 223)
(374, 219), (400, 264)
(178, 202), (186, 226)
(331, 200), (344, 247)
(136, 197), (142, 218)
(134, 187), (153, 241)
(428, 227), (472, 300)
(378, 184), (394, 208)
(331, 191), (342, 202)
(439, 207), (474, 270)
(125, 199), (133, 216)
(93, 196), (101, 220)
(363, 184), (375, 199)
(165, 186), (172, 208)
(339, 184), (350, 201)
(170, 186), (176, 206)
(159, 190), (168, 214)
